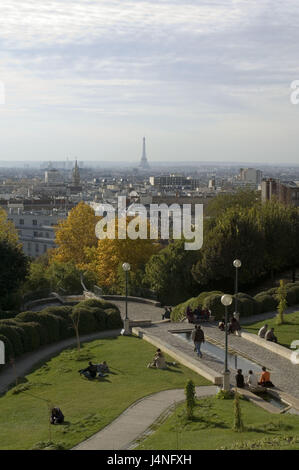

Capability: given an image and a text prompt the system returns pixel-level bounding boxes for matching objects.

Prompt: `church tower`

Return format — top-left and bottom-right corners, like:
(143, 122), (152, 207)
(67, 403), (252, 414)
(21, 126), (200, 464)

(72, 159), (80, 186)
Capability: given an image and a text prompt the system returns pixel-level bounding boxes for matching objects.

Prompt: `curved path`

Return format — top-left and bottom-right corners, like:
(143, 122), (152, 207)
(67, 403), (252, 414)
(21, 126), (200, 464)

(73, 385), (218, 450)
(0, 329), (121, 395)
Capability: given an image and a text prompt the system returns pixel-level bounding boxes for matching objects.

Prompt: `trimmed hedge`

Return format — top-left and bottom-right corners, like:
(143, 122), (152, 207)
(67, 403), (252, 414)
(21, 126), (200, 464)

(171, 282), (299, 322)
(171, 291), (223, 322)
(0, 300), (122, 366)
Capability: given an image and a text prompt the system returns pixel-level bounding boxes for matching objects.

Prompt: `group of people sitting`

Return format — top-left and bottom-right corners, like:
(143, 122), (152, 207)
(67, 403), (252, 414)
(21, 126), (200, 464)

(147, 348), (168, 369)
(78, 361), (110, 380)
(235, 366), (275, 391)
(258, 324), (278, 343)
(186, 306), (211, 324)
(218, 314), (241, 336)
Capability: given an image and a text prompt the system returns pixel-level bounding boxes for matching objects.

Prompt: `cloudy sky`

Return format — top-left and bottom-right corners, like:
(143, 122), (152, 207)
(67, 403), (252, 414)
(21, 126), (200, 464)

(0, 0), (299, 164)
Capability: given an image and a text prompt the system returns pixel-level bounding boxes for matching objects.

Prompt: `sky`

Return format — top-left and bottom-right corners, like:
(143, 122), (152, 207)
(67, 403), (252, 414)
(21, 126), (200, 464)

(0, 0), (299, 164)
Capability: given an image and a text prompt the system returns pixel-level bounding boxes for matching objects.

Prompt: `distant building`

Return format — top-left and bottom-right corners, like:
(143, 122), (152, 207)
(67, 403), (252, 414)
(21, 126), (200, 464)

(45, 168), (63, 185)
(261, 178), (299, 206)
(7, 204), (68, 257)
(149, 175), (200, 189)
(239, 168), (262, 185)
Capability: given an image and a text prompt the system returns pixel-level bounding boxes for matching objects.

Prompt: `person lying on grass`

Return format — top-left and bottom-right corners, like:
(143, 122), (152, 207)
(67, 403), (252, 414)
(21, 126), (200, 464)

(97, 361), (110, 377)
(79, 361), (98, 379)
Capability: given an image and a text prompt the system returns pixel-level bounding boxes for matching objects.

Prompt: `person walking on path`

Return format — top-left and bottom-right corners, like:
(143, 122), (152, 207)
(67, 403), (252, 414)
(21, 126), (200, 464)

(191, 325), (205, 358)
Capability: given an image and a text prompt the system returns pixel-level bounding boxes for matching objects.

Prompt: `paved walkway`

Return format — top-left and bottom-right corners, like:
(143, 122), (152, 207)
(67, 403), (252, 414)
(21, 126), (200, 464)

(0, 329), (121, 395)
(73, 385), (218, 450)
(240, 304), (299, 325)
(112, 300), (164, 322)
(139, 322), (299, 399)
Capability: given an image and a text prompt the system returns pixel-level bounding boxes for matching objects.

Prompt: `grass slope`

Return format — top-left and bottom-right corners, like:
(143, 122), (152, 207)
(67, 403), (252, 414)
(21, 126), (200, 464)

(245, 311), (299, 349)
(136, 396), (299, 450)
(0, 335), (209, 450)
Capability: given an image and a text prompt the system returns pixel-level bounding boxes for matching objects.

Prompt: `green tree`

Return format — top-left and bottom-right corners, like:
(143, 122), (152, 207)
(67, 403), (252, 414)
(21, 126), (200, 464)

(144, 240), (200, 305)
(255, 202), (296, 281)
(0, 239), (29, 309)
(207, 189), (259, 218)
(192, 208), (265, 290)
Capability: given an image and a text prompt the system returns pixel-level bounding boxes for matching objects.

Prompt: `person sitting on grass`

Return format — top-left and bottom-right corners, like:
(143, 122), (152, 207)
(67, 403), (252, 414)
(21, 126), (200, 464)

(258, 324), (268, 338)
(258, 366), (274, 388)
(265, 327), (278, 343)
(79, 361), (98, 379)
(235, 369), (245, 388)
(50, 407), (64, 425)
(148, 349), (167, 369)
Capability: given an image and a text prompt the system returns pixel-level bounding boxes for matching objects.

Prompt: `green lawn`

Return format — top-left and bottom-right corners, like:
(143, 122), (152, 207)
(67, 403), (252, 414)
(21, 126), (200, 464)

(245, 311), (299, 349)
(0, 335), (209, 450)
(136, 395), (299, 450)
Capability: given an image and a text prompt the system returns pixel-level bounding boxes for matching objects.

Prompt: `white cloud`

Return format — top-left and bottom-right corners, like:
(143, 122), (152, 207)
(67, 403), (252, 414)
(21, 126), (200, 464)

(0, 0), (299, 162)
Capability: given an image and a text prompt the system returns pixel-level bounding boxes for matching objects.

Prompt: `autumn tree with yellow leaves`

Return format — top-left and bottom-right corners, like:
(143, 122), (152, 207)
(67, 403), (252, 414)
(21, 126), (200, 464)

(84, 216), (159, 288)
(52, 204), (159, 290)
(52, 201), (99, 267)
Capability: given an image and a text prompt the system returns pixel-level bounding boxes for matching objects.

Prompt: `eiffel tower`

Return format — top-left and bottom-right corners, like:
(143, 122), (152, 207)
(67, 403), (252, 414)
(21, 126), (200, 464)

(139, 137), (150, 169)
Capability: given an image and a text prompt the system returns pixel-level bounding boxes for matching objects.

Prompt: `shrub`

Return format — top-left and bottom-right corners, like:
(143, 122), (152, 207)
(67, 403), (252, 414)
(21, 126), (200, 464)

(287, 286), (299, 304)
(233, 393), (244, 432)
(15, 311), (60, 344)
(254, 294), (277, 313)
(171, 291), (223, 322)
(105, 308), (123, 329)
(71, 305), (98, 335)
(0, 321), (24, 357)
(185, 380), (196, 420)
(285, 288), (297, 306)
(203, 293), (234, 320)
(234, 294), (259, 317)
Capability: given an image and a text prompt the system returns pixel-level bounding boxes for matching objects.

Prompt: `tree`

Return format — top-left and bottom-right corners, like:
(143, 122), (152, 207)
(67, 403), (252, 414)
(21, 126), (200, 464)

(0, 239), (29, 309)
(207, 189), (260, 218)
(84, 217), (159, 289)
(277, 279), (287, 325)
(52, 202), (99, 267)
(233, 392), (244, 432)
(255, 202), (296, 281)
(144, 239), (199, 304)
(185, 380), (196, 420)
(192, 208), (266, 291)
(0, 208), (19, 246)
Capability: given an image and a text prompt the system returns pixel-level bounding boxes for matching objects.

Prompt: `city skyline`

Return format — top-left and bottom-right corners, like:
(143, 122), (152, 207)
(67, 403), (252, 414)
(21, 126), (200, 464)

(0, 1), (299, 163)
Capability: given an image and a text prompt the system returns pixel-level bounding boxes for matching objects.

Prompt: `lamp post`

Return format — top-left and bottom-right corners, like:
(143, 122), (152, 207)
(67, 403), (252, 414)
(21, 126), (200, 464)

(121, 262), (131, 335)
(233, 259), (242, 321)
(221, 294), (233, 391)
